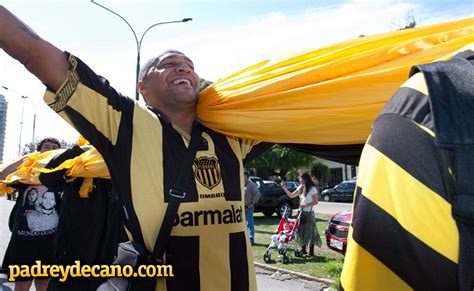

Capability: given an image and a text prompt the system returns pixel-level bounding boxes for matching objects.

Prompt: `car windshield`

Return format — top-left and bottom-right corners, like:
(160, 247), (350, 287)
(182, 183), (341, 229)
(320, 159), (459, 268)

(264, 182), (279, 188)
(336, 183), (347, 190)
(348, 183), (355, 191)
(335, 182), (355, 191)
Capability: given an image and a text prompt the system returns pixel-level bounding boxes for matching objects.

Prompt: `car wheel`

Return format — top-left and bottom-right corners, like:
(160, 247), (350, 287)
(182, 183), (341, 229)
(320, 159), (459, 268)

(277, 202), (292, 218)
(323, 194), (331, 202)
(262, 210), (274, 217)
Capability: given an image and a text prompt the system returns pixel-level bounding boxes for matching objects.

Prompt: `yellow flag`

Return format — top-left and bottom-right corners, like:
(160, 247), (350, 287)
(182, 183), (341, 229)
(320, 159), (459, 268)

(198, 17), (473, 145)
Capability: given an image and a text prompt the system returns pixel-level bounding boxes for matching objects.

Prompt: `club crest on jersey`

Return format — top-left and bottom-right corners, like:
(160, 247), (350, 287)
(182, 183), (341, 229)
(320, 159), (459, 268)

(193, 157), (222, 190)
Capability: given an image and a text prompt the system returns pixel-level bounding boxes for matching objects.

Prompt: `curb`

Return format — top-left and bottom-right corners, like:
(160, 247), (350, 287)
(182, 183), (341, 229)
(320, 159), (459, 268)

(254, 261), (334, 285)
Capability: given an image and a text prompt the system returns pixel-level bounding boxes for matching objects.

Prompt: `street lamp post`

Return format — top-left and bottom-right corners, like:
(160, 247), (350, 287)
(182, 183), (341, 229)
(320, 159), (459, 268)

(32, 105), (38, 143)
(91, 0), (192, 101)
(18, 95), (27, 156)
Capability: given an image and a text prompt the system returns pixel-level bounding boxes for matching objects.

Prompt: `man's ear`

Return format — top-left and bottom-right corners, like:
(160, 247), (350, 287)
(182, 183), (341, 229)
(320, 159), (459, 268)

(137, 80), (148, 97)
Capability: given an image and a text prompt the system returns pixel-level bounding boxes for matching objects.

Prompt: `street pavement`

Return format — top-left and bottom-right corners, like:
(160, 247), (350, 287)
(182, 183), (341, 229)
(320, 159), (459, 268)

(0, 198), (329, 290)
(0, 198), (13, 265)
(314, 202), (352, 215)
(256, 267), (329, 290)
(0, 198), (14, 291)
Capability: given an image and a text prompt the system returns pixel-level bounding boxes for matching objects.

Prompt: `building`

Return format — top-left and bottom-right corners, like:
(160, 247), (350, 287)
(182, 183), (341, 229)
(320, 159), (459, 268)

(0, 95), (7, 163)
(318, 158), (358, 187)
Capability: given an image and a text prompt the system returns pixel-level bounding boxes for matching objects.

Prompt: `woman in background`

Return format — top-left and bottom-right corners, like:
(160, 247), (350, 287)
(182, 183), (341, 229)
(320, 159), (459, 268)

(282, 172), (321, 256)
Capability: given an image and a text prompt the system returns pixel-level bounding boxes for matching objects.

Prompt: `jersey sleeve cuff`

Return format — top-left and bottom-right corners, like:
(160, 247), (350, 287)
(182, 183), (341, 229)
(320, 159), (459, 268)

(44, 52), (80, 113)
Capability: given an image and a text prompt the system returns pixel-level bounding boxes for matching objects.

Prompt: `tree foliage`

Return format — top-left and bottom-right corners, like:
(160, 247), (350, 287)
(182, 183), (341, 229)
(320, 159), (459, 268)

(311, 160), (331, 186)
(200, 78), (213, 91)
(395, 11), (417, 30)
(245, 145), (315, 180)
(361, 11), (417, 38)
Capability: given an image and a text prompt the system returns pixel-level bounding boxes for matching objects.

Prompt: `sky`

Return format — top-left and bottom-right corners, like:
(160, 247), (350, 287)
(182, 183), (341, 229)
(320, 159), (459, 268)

(0, 0), (472, 162)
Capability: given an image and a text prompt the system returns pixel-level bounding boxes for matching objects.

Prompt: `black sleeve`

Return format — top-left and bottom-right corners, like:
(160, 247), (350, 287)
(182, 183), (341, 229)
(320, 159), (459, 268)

(39, 145), (85, 191)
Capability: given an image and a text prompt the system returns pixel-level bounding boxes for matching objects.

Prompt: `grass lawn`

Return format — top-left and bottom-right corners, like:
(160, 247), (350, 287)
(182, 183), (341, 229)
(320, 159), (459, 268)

(252, 212), (344, 281)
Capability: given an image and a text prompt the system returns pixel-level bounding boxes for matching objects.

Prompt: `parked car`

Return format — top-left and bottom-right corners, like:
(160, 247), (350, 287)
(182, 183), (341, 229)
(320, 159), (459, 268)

(249, 177), (299, 218)
(320, 180), (356, 202)
(325, 210), (352, 254)
(283, 181), (299, 192)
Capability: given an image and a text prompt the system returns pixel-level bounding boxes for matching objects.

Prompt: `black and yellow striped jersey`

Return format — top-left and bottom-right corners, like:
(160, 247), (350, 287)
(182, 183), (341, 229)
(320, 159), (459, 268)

(341, 72), (459, 290)
(44, 53), (258, 291)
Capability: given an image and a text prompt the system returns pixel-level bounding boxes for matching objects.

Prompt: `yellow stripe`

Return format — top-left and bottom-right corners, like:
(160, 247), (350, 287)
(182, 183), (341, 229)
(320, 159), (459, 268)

(130, 105), (165, 251)
(414, 122), (435, 137)
(401, 72), (428, 96)
(67, 83), (122, 146)
(239, 138), (260, 159)
(123, 226), (133, 241)
(401, 72), (435, 138)
(341, 230), (412, 291)
(200, 231), (231, 291)
(357, 144), (459, 262)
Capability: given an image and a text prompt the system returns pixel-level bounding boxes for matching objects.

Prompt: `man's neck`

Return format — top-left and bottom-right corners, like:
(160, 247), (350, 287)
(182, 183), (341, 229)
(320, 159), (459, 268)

(154, 106), (196, 135)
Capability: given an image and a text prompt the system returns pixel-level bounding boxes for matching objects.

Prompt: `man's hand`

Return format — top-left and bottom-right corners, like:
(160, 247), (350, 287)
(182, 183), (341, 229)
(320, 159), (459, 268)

(0, 5), (68, 91)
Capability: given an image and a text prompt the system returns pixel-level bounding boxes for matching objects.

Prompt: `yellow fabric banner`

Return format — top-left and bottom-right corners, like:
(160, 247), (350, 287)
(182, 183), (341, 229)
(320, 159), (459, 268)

(1, 18), (472, 192)
(198, 17), (473, 145)
(35, 147), (110, 179)
(1, 148), (109, 190)
(2, 150), (64, 185)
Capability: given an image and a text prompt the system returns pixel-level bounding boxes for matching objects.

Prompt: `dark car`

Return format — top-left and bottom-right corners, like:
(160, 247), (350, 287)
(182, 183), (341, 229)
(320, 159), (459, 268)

(283, 181), (299, 192)
(325, 210), (352, 254)
(320, 180), (356, 202)
(249, 177), (299, 218)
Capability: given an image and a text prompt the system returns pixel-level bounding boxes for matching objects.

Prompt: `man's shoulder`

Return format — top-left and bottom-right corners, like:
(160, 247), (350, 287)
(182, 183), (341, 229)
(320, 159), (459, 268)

(378, 72), (433, 130)
(247, 180), (257, 188)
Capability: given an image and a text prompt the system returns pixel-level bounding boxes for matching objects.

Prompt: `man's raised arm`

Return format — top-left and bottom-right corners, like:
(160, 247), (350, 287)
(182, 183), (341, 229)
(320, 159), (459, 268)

(0, 6), (68, 91)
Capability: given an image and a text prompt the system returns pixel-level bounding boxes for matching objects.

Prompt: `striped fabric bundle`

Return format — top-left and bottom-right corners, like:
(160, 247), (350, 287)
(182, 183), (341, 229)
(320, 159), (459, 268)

(340, 49), (474, 290)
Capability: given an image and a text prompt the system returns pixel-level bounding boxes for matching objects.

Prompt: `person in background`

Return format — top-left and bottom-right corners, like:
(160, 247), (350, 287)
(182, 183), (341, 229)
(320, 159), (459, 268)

(0, 137), (61, 291)
(38, 143), (126, 291)
(282, 172), (321, 256)
(244, 170), (260, 245)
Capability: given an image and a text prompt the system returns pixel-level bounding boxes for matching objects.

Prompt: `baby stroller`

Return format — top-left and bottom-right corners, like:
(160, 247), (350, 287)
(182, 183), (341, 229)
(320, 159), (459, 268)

(263, 207), (304, 264)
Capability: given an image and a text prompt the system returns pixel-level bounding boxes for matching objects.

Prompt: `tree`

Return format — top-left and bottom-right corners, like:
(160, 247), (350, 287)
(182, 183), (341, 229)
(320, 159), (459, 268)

(21, 139), (75, 156)
(311, 160), (331, 187)
(245, 145), (315, 180)
(394, 11), (417, 31)
(200, 78), (213, 91)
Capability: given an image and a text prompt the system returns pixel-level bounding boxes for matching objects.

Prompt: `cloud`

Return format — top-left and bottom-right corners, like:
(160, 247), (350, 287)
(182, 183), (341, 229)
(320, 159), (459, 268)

(140, 1), (423, 81)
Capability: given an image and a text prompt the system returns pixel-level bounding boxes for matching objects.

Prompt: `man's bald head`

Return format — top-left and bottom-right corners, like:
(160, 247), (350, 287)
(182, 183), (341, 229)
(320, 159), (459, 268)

(139, 50), (188, 81)
(136, 50), (200, 112)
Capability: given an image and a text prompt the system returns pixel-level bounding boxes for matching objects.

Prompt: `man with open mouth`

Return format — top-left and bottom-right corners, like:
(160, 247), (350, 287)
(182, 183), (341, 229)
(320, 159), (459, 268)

(0, 5), (259, 291)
